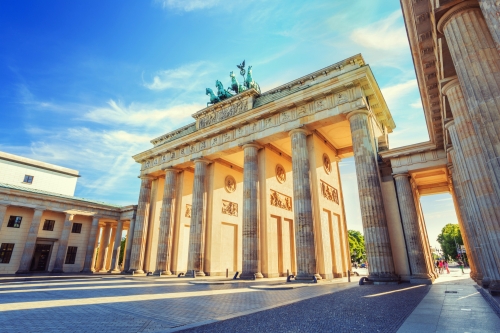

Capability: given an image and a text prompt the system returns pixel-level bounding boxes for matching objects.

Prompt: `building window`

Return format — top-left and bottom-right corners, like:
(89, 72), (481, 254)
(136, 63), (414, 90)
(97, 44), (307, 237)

(42, 220), (55, 231)
(65, 246), (77, 264)
(23, 175), (34, 184)
(0, 243), (15, 263)
(7, 216), (22, 228)
(71, 223), (82, 233)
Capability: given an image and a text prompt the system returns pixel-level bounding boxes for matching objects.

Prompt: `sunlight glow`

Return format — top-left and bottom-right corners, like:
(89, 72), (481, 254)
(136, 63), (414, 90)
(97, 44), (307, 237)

(0, 282), (191, 294)
(363, 285), (425, 298)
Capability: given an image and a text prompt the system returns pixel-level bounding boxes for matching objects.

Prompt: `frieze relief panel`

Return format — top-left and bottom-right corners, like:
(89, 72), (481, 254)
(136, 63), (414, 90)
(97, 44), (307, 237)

(185, 204), (192, 218)
(320, 180), (339, 204)
(141, 87), (363, 171)
(221, 200), (238, 216)
(270, 189), (293, 211)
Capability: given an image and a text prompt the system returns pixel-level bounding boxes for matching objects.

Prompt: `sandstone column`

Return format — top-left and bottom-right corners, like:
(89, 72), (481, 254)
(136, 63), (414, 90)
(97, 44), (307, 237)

(156, 168), (180, 275)
(98, 222), (112, 272)
(121, 228), (129, 271)
(347, 110), (397, 282)
(0, 204), (9, 231)
(446, 122), (500, 289)
(393, 174), (433, 284)
(289, 129), (321, 281)
(187, 159), (210, 277)
(240, 143), (263, 279)
(110, 220), (124, 273)
(124, 217), (135, 272)
(81, 216), (100, 273)
(89, 225), (103, 272)
(438, 2), (500, 207)
(16, 208), (44, 274)
(52, 213), (75, 273)
(478, 0), (500, 52)
(128, 176), (154, 274)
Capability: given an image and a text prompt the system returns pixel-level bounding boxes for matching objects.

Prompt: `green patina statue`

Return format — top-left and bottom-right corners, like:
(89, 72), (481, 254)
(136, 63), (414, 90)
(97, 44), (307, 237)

(206, 60), (260, 106)
(206, 87), (220, 106)
(216, 80), (234, 101)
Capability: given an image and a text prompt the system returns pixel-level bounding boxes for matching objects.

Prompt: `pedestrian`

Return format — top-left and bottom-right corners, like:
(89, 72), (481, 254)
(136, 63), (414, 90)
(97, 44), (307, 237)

(444, 260), (450, 274)
(458, 259), (464, 274)
(438, 260), (444, 274)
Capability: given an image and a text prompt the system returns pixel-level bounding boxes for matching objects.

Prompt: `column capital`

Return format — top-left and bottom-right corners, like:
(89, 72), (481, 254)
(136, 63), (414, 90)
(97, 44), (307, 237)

(191, 157), (212, 165)
(392, 173), (410, 180)
(65, 213), (75, 221)
(241, 142), (262, 150)
(33, 208), (45, 214)
(444, 119), (456, 130)
(345, 109), (369, 121)
(289, 127), (311, 137)
(441, 77), (460, 96)
(161, 166), (182, 173)
(138, 175), (156, 180)
(437, 0), (480, 33)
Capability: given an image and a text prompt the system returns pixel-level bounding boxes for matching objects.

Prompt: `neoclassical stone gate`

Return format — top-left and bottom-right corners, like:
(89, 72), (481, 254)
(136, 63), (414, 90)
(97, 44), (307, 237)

(129, 54), (408, 283)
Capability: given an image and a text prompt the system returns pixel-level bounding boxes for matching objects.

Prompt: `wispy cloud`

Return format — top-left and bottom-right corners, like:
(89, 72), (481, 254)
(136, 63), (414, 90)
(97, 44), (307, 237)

(82, 100), (201, 128)
(143, 61), (213, 92)
(155, 0), (221, 12)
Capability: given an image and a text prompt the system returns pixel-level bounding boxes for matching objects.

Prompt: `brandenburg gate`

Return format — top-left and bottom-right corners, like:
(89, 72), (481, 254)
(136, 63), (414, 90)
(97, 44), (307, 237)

(127, 54), (408, 283)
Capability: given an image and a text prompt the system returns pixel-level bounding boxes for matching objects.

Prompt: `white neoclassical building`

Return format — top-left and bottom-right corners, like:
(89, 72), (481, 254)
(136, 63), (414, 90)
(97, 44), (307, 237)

(0, 151), (136, 274)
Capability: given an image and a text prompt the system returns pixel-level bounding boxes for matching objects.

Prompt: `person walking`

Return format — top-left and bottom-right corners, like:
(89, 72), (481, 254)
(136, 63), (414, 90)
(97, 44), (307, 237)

(444, 260), (450, 274)
(438, 260), (444, 274)
(457, 259), (464, 274)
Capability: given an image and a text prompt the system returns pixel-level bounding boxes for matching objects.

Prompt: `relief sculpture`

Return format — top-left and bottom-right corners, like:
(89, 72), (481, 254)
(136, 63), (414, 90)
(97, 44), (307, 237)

(320, 180), (339, 204)
(185, 204), (192, 218)
(270, 189), (293, 211)
(222, 200), (238, 216)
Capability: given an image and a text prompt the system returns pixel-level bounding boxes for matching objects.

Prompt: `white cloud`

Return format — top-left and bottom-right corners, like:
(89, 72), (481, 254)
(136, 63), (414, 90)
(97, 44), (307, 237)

(144, 62), (213, 91)
(381, 79), (418, 108)
(156, 0), (221, 12)
(82, 100), (202, 128)
(350, 11), (408, 51)
(410, 99), (423, 109)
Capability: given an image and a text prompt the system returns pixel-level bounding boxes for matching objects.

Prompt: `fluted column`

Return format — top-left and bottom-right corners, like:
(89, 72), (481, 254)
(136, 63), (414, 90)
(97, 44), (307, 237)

(347, 110), (397, 282)
(98, 222), (112, 272)
(156, 168), (180, 275)
(16, 209), (45, 274)
(187, 159), (210, 277)
(240, 143), (263, 279)
(393, 174), (433, 283)
(446, 122), (500, 289)
(82, 216), (100, 273)
(478, 0), (500, 52)
(447, 165), (478, 280)
(52, 213), (75, 273)
(128, 176), (154, 274)
(110, 220), (124, 272)
(438, 2), (500, 208)
(0, 204), (9, 231)
(124, 217), (135, 272)
(289, 129), (321, 281)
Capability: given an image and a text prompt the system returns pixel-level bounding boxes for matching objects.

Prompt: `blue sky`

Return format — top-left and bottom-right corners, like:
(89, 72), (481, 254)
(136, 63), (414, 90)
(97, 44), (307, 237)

(0, 0), (457, 244)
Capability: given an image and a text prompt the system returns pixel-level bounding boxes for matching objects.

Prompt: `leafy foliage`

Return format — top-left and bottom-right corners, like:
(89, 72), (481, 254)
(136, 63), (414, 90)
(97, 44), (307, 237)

(437, 223), (463, 260)
(348, 230), (366, 263)
(119, 237), (126, 265)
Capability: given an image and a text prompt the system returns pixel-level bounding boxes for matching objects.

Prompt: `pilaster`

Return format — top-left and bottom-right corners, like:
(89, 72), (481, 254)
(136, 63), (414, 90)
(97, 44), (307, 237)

(82, 216), (100, 273)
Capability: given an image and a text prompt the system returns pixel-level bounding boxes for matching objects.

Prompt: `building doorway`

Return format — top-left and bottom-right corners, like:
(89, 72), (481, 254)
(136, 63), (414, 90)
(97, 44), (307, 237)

(30, 244), (52, 272)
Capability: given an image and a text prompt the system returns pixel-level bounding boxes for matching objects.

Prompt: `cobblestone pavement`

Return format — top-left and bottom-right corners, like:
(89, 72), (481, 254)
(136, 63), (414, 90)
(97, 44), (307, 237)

(182, 284), (431, 333)
(0, 275), (359, 333)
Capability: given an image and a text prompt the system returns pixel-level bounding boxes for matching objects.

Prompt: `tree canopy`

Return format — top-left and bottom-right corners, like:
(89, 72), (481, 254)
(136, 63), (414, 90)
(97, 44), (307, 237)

(437, 223), (463, 260)
(348, 230), (366, 263)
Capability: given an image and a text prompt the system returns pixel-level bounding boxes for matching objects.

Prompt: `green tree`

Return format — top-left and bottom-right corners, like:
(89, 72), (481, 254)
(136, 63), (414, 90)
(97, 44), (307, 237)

(348, 230), (365, 263)
(118, 237), (126, 265)
(437, 223), (463, 260)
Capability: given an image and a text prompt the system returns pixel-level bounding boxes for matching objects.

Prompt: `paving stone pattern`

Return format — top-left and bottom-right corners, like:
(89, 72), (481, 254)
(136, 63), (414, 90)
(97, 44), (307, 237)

(0, 276), (362, 333)
(183, 284), (431, 333)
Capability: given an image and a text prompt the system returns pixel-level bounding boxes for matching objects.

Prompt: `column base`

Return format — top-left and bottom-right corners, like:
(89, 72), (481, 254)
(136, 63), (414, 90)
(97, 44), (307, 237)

(482, 277), (491, 289)
(110, 269), (122, 274)
(295, 273), (322, 281)
(98, 269), (109, 273)
(239, 272), (263, 280)
(489, 281), (500, 296)
(185, 270), (205, 277)
(155, 270), (172, 276)
(15, 270), (31, 275)
(80, 268), (93, 273)
(368, 273), (400, 284)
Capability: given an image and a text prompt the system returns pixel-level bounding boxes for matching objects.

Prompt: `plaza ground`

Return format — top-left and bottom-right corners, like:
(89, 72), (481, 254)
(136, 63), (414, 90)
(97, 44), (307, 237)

(0, 266), (499, 333)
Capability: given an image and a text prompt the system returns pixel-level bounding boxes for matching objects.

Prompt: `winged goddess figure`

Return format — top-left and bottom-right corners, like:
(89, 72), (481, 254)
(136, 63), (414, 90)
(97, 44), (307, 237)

(237, 60), (246, 76)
